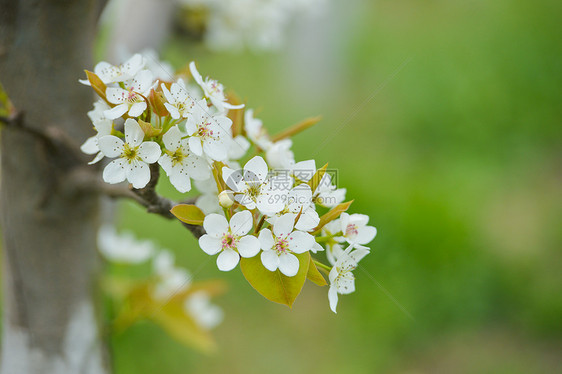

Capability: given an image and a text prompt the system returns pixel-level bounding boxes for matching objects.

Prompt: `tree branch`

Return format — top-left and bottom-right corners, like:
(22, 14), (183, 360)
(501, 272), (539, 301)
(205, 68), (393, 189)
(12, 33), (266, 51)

(67, 165), (206, 238)
(0, 111), (86, 164)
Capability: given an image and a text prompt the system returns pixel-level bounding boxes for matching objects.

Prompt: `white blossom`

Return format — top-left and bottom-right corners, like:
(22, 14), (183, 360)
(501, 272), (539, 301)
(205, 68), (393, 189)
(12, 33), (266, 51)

(199, 210), (260, 271)
(222, 156), (285, 215)
(152, 250), (192, 300)
(258, 214), (314, 277)
(97, 225), (154, 264)
(290, 159), (316, 183)
(339, 213), (377, 246)
(80, 53), (145, 85)
(266, 139), (295, 169)
(184, 291), (223, 329)
(244, 109), (272, 149)
(328, 245), (370, 313)
(267, 184), (319, 232)
(189, 62), (244, 113)
(98, 119), (161, 188)
(185, 99), (232, 161)
(314, 172), (346, 208)
(104, 69), (154, 119)
(158, 126), (210, 193)
(161, 79), (196, 119)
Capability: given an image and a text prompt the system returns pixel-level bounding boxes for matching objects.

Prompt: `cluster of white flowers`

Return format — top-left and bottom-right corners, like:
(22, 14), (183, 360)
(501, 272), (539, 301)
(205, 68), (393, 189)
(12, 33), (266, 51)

(82, 51), (376, 313)
(177, 0), (327, 51)
(97, 225), (223, 329)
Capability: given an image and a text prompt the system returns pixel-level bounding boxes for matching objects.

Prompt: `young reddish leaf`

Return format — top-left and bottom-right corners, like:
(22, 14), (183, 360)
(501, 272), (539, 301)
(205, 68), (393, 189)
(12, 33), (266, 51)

(271, 116), (321, 142)
(148, 89), (169, 117)
(240, 252), (310, 308)
(312, 200), (353, 234)
(171, 204), (205, 225)
(137, 119), (162, 138)
(306, 258), (327, 286)
(308, 163), (328, 193)
(85, 70), (109, 104)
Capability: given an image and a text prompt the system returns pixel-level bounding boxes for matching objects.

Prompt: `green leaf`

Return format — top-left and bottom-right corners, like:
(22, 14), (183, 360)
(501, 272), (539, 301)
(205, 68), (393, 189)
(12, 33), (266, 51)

(306, 258), (327, 286)
(308, 163), (328, 193)
(112, 282), (217, 353)
(150, 298), (216, 353)
(138, 119), (162, 138)
(171, 204), (205, 225)
(240, 252), (310, 307)
(313, 200), (353, 234)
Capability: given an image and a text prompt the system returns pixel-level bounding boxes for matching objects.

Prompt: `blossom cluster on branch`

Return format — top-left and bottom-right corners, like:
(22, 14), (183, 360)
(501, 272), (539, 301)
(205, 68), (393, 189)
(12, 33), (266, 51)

(80, 52), (376, 314)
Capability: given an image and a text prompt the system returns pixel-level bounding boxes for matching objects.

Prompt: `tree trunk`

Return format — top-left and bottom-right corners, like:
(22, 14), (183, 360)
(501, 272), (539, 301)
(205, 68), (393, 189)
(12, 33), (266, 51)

(0, 1), (109, 373)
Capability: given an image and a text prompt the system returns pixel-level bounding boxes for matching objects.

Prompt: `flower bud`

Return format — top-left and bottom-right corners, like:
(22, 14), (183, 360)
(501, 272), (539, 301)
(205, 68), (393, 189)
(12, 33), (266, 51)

(218, 190), (235, 208)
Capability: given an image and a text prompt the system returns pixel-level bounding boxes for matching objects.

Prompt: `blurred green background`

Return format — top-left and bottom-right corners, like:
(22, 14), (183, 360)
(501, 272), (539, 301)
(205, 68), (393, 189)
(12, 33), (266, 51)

(108, 0), (561, 373)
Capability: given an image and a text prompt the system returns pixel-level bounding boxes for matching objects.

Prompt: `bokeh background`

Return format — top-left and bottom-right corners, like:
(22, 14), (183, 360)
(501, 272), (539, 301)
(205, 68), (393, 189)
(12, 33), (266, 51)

(102, 0), (561, 373)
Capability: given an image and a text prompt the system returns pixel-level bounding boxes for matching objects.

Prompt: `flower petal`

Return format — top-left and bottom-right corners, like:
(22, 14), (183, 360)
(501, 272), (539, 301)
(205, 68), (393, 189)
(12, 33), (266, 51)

(189, 61), (204, 88)
(287, 231), (314, 254)
(198, 235), (221, 255)
(278, 253), (299, 277)
(169, 168), (192, 193)
(128, 101), (147, 118)
(273, 213), (294, 238)
(237, 235), (260, 258)
(229, 210), (253, 236)
(216, 249), (239, 271)
(260, 249), (279, 272)
(354, 226), (377, 245)
(137, 141), (161, 164)
(295, 209), (320, 231)
(158, 154), (173, 175)
(188, 136), (203, 156)
(105, 87), (127, 104)
(185, 155), (210, 181)
(244, 156), (268, 184)
(88, 151), (105, 165)
(163, 126), (182, 151)
(222, 167), (245, 193)
(80, 136), (99, 155)
(126, 161), (150, 189)
(164, 102), (180, 120)
(203, 138), (227, 161)
(103, 159), (127, 184)
(98, 135), (124, 158)
(328, 285), (339, 313)
(124, 119), (145, 147)
(203, 214), (228, 238)
(103, 104), (128, 120)
(258, 229), (274, 251)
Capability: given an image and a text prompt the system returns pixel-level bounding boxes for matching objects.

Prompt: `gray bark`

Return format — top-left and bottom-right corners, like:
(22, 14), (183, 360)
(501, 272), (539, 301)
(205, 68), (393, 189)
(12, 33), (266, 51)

(0, 1), (109, 373)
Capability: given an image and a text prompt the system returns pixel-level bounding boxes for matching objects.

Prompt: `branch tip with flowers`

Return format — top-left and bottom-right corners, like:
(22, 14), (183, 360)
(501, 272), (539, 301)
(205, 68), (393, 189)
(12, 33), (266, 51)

(76, 51), (377, 347)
